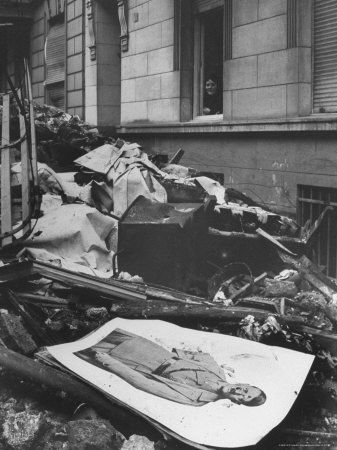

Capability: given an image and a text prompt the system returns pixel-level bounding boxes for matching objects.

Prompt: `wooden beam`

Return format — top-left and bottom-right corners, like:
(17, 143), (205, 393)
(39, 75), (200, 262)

(1, 94), (12, 246)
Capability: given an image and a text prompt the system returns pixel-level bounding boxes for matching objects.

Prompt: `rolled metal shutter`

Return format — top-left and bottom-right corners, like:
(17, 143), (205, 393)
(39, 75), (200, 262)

(313, 0), (337, 113)
(45, 21), (65, 85)
(194, 0), (223, 13)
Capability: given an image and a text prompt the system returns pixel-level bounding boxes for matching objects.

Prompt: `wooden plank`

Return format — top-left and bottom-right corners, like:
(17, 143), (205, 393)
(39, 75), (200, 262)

(1, 94), (12, 246)
(19, 112), (30, 236)
(24, 59), (38, 184)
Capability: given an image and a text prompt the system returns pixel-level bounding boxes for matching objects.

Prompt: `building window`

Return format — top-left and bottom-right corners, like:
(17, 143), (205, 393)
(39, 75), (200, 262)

(313, 0), (337, 113)
(193, 3), (224, 117)
(45, 14), (65, 109)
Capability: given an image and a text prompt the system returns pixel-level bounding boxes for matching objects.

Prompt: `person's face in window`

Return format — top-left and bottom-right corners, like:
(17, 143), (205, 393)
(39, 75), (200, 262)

(205, 79), (218, 96)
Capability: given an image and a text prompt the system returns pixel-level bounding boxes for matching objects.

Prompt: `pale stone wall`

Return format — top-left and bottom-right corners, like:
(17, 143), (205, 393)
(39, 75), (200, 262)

(30, 2), (45, 105)
(224, 0), (312, 120)
(120, 0), (179, 124)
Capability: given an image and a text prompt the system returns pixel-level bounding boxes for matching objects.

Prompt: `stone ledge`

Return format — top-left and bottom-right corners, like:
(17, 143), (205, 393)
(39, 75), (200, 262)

(117, 115), (337, 134)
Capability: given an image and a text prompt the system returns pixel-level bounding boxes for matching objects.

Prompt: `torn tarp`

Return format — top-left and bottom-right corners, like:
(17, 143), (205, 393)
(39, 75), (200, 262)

(23, 203), (118, 274)
(44, 318), (314, 449)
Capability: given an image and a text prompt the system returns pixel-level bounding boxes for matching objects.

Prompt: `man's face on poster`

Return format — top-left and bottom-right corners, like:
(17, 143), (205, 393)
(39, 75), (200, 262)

(221, 384), (264, 406)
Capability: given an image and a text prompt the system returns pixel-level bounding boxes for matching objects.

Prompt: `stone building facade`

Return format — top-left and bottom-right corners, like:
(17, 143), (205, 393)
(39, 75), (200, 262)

(1, 0), (337, 271)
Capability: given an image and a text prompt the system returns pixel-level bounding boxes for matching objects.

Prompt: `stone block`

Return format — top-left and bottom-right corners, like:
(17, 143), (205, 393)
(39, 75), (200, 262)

(286, 83), (299, 117)
(128, 0), (148, 9)
(121, 79), (136, 102)
(223, 56), (257, 90)
(148, 98), (180, 122)
(232, 15), (287, 58)
(85, 105), (98, 124)
(67, 1), (75, 21)
(161, 71), (180, 98)
(233, 0), (258, 27)
(31, 50), (44, 68)
(135, 75), (161, 101)
(232, 85), (287, 119)
(32, 17), (44, 38)
(67, 74), (75, 91)
(31, 35), (44, 54)
(67, 37), (76, 56)
(298, 83), (312, 116)
(32, 66), (44, 83)
(97, 22), (118, 45)
(68, 53), (82, 74)
(298, 0), (312, 47)
(122, 53), (148, 79)
(97, 105), (120, 126)
(258, 0), (287, 20)
(129, 2), (149, 31)
(98, 85), (121, 106)
(86, 85), (97, 107)
(86, 63), (97, 87)
(74, 35), (83, 54)
(74, 0), (83, 18)
(162, 18), (174, 47)
(0, 313), (37, 355)
(98, 63), (121, 85)
(121, 101), (148, 122)
(148, 46), (174, 74)
(258, 48), (298, 86)
(135, 23), (162, 53)
(67, 17), (82, 38)
(299, 47), (311, 83)
(223, 90), (233, 120)
(149, 0), (174, 24)
(74, 72), (84, 90)
(97, 43), (118, 63)
(67, 90), (83, 107)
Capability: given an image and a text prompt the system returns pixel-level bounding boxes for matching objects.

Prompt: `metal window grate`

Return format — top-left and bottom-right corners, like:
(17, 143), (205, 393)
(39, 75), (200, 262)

(298, 185), (337, 278)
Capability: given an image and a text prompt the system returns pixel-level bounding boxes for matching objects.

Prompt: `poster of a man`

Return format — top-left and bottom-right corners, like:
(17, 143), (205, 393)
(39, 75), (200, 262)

(46, 318), (314, 448)
(76, 328), (266, 407)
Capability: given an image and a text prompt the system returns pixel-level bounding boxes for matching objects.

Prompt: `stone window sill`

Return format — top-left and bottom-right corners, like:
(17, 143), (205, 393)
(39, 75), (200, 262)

(117, 114), (337, 134)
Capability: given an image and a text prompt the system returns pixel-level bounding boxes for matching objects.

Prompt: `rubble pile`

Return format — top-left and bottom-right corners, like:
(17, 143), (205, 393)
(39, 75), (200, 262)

(0, 102), (337, 448)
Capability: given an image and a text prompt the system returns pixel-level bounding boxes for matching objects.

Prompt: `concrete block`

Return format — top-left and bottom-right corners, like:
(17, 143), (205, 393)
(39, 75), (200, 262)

(162, 18), (174, 47)
(258, 48), (298, 86)
(299, 47), (311, 83)
(149, 0), (174, 24)
(148, 46), (174, 75)
(98, 85), (121, 106)
(161, 71), (180, 98)
(232, 85), (287, 119)
(67, 89), (83, 107)
(232, 15), (287, 58)
(67, 17), (82, 38)
(32, 66), (44, 83)
(233, 0), (258, 27)
(31, 35), (44, 54)
(121, 101), (148, 122)
(298, 83), (312, 116)
(32, 17), (44, 37)
(135, 23), (162, 53)
(128, 0), (148, 9)
(223, 56), (257, 90)
(286, 83), (299, 117)
(223, 90), (233, 120)
(148, 98), (180, 122)
(129, 2), (149, 31)
(258, 0), (287, 20)
(135, 74), (161, 100)
(122, 53), (148, 79)
(68, 53), (83, 74)
(298, 0), (312, 47)
(74, 72), (83, 90)
(121, 79), (136, 102)
(98, 63), (121, 85)
(0, 313), (37, 355)
(86, 63), (97, 87)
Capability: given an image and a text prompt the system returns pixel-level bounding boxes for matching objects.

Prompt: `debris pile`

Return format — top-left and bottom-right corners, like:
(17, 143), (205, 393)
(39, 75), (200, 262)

(0, 101), (337, 448)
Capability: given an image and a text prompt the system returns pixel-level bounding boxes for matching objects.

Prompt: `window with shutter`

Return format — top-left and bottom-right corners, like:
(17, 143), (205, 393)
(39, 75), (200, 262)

(313, 0), (337, 113)
(45, 19), (65, 85)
